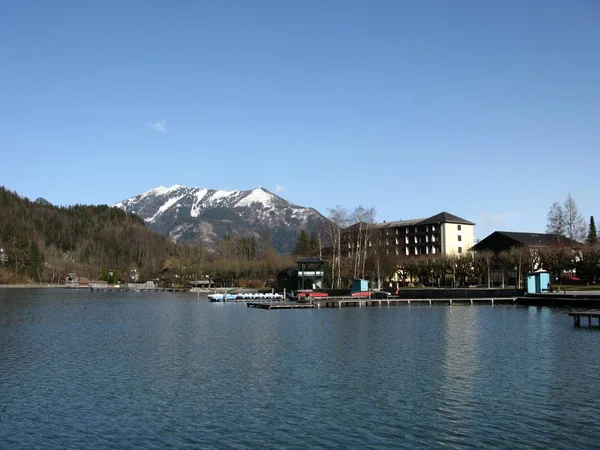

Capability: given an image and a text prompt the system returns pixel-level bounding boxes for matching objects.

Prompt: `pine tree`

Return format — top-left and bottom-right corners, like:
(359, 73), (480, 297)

(294, 230), (311, 256)
(587, 216), (598, 245)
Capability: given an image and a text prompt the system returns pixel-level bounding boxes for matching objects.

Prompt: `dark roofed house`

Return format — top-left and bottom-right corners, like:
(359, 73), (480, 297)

(471, 231), (581, 253)
(470, 231), (582, 288)
(276, 267), (298, 293)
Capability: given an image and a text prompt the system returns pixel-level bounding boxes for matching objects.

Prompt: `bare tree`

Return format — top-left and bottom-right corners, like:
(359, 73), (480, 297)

(349, 206), (376, 279)
(563, 193), (586, 242)
(547, 194), (586, 242)
(547, 201), (566, 238)
(327, 206), (349, 289)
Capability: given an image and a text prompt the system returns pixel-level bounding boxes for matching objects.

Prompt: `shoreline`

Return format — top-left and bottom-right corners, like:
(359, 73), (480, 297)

(0, 284), (64, 289)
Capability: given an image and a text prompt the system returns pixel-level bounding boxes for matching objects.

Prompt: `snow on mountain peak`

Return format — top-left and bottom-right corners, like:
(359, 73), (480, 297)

(190, 188), (209, 217)
(209, 189), (236, 201)
(113, 184), (329, 253)
(236, 187), (274, 208)
(146, 192), (187, 223)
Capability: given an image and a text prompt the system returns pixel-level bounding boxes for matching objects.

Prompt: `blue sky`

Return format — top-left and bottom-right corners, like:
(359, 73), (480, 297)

(1, 0), (598, 240)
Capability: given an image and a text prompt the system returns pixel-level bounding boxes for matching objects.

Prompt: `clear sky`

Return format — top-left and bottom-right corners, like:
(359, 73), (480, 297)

(1, 0), (598, 240)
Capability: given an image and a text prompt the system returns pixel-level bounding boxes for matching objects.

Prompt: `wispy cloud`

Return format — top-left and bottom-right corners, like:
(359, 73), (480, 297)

(146, 118), (167, 132)
(275, 185), (286, 193)
(478, 211), (519, 229)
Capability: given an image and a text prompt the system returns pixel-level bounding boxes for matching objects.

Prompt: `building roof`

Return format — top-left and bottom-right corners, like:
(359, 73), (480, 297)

(363, 211), (474, 230)
(295, 256), (325, 264)
(420, 212), (475, 225)
(277, 267), (297, 278)
(471, 231), (581, 252)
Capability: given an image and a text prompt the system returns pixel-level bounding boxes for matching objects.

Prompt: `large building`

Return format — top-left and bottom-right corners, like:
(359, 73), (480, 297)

(342, 211), (475, 258)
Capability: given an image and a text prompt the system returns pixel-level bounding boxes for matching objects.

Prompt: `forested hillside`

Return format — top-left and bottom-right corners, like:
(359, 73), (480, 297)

(0, 187), (300, 286)
(0, 187), (172, 283)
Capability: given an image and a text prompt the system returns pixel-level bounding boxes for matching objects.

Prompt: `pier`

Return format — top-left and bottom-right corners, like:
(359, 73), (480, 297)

(246, 296), (517, 309)
(247, 302), (315, 309)
(312, 297), (516, 307)
(568, 311), (600, 327)
(87, 286), (189, 293)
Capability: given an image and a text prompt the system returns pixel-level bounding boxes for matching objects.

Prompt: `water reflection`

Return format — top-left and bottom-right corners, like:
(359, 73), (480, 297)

(1, 291), (600, 448)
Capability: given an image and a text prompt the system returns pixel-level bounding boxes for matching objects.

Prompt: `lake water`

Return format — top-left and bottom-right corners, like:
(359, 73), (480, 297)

(1, 289), (599, 449)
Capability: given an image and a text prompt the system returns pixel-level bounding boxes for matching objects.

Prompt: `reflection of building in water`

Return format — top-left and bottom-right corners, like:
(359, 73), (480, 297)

(442, 308), (478, 400)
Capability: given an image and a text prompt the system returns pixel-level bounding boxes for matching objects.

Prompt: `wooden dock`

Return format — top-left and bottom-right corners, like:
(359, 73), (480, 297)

(312, 297), (516, 308)
(568, 311), (600, 327)
(246, 297), (517, 310)
(247, 302), (315, 309)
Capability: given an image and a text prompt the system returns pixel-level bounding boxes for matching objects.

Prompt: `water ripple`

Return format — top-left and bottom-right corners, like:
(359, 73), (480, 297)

(1, 291), (599, 448)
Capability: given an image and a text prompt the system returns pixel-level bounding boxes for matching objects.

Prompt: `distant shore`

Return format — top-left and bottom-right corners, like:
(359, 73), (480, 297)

(0, 284), (63, 289)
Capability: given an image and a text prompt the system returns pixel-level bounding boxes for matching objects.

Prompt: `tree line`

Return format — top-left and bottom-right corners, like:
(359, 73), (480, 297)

(0, 187), (295, 286)
(307, 195), (599, 289)
(2, 186), (597, 288)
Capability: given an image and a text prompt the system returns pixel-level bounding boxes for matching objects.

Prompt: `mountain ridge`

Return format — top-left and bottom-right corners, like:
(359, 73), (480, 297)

(114, 185), (330, 253)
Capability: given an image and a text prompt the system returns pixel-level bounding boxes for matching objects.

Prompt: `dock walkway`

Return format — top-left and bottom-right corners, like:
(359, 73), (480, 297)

(313, 297), (516, 307)
(247, 302), (315, 309)
(246, 297), (517, 310)
(568, 310), (600, 327)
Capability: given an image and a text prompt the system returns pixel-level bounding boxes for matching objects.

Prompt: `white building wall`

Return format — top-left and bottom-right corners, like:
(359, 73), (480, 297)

(441, 223), (475, 255)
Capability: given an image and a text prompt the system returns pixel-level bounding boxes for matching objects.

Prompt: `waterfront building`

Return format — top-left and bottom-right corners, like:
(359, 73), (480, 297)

(341, 211), (475, 258)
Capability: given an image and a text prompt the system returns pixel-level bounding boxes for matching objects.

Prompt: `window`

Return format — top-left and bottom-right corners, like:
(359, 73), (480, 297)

(431, 225), (436, 231)
(432, 247), (436, 254)
(458, 247), (462, 254)
(457, 225), (462, 231)
(458, 235), (462, 242)
(395, 238), (398, 245)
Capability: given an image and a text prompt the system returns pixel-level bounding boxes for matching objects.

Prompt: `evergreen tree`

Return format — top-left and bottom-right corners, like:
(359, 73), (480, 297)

(588, 216), (598, 245)
(28, 241), (44, 281)
(294, 230), (311, 256)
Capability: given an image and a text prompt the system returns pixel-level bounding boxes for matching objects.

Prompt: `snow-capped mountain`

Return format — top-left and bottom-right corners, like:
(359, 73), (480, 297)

(114, 185), (330, 253)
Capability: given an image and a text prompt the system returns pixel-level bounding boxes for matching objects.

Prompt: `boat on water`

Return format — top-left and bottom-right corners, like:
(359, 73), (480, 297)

(208, 292), (284, 302)
(208, 293), (238, 302)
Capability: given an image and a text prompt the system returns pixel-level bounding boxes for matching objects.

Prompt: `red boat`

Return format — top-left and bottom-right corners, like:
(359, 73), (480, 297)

(298, 291), (328, 298)
(351, 291), (372, 298)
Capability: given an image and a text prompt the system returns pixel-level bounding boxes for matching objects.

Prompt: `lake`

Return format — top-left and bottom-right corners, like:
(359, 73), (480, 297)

(1, 288), (599, 449)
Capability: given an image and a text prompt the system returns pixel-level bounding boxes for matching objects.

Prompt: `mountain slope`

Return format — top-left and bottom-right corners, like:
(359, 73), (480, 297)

(114, 185), (330, 253)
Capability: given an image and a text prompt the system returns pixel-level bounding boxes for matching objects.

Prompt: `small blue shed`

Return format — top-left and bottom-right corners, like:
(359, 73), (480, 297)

(351, 279), (369, 293)
(526, 272), (551, 294)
